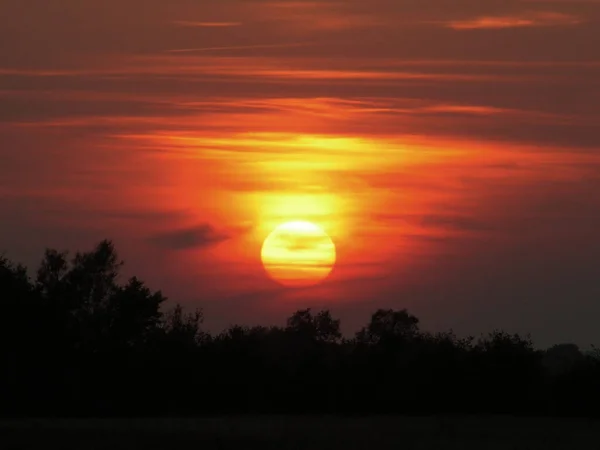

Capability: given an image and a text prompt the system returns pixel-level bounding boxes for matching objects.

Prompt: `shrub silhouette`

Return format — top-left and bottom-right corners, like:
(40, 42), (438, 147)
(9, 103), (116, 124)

(0, 240), (599, 417)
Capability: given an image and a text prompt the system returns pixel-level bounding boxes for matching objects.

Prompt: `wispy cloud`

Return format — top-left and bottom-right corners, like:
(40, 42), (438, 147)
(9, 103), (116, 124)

(148, 224), (233, 251)
(256, 1), (385, 32)
(166, 42), (311, 53)
(419, 214), (495, 232)
(2, 57), (538, 83)
(172, 21), (242, 28)
(447, 11), (583, 30)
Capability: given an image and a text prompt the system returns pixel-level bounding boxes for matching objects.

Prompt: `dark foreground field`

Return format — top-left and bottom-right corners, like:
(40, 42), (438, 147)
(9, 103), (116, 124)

(0, 416), (598, 449)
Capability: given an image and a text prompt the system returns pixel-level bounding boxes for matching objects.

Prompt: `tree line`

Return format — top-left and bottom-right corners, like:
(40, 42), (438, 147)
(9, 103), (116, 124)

(1, 240), (599, 417)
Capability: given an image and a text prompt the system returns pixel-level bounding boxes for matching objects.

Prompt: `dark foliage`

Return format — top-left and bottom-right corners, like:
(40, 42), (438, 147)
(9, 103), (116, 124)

(0, 241), (599, 417)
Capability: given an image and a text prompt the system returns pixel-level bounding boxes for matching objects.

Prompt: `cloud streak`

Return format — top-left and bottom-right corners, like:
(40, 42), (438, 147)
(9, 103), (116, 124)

(173, 21), (242, 28)
(166, 42), (311, 53)
(447, 11), (583, 29)
(148, 224), (233, 250)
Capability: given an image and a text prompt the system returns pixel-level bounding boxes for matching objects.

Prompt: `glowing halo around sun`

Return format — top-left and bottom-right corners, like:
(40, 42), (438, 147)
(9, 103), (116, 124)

(260, 221), (336, 287)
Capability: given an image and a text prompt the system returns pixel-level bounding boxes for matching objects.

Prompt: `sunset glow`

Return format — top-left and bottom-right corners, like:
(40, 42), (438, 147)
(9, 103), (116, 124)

(2, 0), (600, 345)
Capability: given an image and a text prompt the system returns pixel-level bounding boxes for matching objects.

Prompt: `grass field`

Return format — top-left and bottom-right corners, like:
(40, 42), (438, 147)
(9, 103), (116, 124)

(0, 416), (598, 449)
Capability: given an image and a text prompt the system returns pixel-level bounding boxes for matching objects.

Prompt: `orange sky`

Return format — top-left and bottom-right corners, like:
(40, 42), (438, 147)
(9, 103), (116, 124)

(1, 0), (600, 346)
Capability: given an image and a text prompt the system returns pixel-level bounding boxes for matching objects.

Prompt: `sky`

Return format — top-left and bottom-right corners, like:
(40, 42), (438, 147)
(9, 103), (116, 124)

(1, 0), (600, 347)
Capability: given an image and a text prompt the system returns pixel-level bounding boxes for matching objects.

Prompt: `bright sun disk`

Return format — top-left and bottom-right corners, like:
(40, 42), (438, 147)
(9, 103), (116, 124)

(260, 220), (336, 287)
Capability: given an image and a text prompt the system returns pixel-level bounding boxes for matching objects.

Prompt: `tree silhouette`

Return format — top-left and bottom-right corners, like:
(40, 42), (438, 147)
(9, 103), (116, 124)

(160, 304), (205, 348)
(105, 276), (166, 348)
(1, 239), (600, 417)
(36, 248), (69, 297)
(543, 343), (584, 376)
(355, 308), (420, 344)
(286, 308), (342, 343)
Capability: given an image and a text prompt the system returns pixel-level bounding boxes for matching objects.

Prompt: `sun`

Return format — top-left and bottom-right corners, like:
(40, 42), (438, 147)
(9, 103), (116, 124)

(261, 220), (336, 287)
